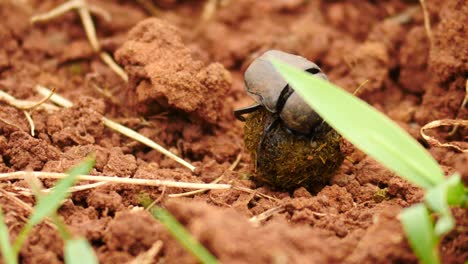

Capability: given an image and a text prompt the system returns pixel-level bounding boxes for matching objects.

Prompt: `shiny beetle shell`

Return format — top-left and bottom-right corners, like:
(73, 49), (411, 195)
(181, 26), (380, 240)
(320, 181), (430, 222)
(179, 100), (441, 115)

(244, 50), (328, 134)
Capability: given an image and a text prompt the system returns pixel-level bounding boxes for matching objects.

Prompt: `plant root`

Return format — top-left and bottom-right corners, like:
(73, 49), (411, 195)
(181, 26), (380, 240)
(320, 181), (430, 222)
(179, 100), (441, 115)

(421, 119), (468, 153)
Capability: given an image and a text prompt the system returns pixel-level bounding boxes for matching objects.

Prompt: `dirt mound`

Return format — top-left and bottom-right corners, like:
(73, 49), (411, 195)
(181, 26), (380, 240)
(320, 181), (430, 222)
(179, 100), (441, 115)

(115, 18), (232, 124)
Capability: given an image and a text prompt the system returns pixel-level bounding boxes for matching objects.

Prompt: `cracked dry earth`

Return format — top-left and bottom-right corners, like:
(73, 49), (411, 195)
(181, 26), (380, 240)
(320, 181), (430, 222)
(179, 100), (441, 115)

(0, 0), (467, 263)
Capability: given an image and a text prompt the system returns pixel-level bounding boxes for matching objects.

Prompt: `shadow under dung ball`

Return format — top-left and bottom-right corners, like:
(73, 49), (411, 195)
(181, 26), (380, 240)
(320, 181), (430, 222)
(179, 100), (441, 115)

(244, 108), (344, 192)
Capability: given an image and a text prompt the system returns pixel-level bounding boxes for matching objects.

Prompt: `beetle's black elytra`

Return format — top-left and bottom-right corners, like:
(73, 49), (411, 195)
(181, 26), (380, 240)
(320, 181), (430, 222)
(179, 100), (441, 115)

(235, 50), (344, 191)
(234, 49), (327, 135)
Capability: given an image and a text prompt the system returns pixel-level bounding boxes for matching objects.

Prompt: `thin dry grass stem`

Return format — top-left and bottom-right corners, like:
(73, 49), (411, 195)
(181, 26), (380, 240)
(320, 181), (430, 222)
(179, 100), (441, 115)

(0, 117), (23, 131)
(0, 188), (55, 228)
(136, 0), (161, 16)
(30, 0), (78, 23)
(36, 85), (196, 171)
(99, 52), (129, 82)
(86, 74), (119, 104)
(249, 205), (284, 227)
(36, 86), (73, 108)
(419, 0), (433, 47)
(103, 118), (196, 171)
(353, 79), (369, 96)
(192, 0), (218, 36)
(168, 153), (242, 198)
(145, 186), (167, 211)
(24, 86), (56, 111)
(129, 240), (163, 264)
(23, 111), (35, 136)
(233, 186), (280, 202)
(0, 171), (231, 190)
(388, 5), (420, 24)
(449, 80), (468, 136)
(45, 181), (109, 194)
(201, 0), (218, 22)
(0, 87), (57, 136)
(30, 0), (128, 82)
(10, 182), (109, 197)
(421, 119), (468, 153)
(0, 89), (59, 112)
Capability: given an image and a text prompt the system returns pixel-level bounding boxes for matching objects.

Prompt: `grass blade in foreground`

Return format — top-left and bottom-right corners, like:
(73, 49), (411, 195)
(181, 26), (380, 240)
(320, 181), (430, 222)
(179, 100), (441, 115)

(0, 207), (16, 264)
(149, 207), (218, 264)
(425, 174), (465, 235)
(65, 238), (98, 264)
(29, 157), (95, 225)
(401, 204), (439, 264)
(12, 157), (95, 253)
(271, 59), (444, 189)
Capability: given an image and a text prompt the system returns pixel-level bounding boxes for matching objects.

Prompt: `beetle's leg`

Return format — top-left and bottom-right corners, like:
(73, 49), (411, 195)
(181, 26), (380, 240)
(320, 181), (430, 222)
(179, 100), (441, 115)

(234, 104), (262, 121)
(257, 115), (280, 155)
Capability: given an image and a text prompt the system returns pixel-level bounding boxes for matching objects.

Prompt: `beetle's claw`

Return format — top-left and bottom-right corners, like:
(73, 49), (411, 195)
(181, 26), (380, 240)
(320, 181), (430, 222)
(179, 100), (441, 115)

(234, 104), (262, 122)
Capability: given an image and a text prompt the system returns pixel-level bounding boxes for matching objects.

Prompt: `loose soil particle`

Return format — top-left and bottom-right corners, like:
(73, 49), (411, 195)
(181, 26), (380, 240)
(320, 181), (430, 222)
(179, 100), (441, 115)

(0, 0), (466, 263)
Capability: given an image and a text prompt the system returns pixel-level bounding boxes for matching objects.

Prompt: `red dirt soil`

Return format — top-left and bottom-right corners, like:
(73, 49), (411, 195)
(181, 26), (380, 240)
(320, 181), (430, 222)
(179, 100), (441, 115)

(0, 0), (466, 263)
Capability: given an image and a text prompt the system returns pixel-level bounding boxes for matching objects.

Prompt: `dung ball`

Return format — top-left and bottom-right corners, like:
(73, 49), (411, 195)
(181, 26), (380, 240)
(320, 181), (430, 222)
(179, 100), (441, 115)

(244, 108), (344, 192)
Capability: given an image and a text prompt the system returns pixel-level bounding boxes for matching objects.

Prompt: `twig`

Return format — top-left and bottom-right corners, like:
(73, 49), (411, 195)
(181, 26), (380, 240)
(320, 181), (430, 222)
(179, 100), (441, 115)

(249, 205), (284, 227)
(168, 153), (241, 198)
(0, 90), (59, 112)
(0, 171), (231, 190)
(30, 0), (128, 82)
(233, 186), (280, 202)
(0, 188), (55, 228)
(421, 119), (468, 152)
(145, 186), (166, 211)
(8, 182), (109, 197)
(419, 0), (433, 47)
(44, 181), (108, 194)
(99, 52), (129, 82)
(135, 0), (161, 16)
(129, 240), (163, 264)
(23, 111), (35, 136)
(449, 80), (468, 136)
(36, 85), (196, 172)
(353, 79), (369, 96)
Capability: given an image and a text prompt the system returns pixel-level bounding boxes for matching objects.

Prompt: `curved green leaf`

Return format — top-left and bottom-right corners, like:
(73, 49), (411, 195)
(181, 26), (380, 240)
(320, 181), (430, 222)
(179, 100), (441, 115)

(271, 59), (444, 189)
(401, 204), (440, 264)
(0, 207), (16, 264)
(150, 207), (218, 264)
(29, 157), (95, 226)
(425, 174), (465, 235)
(65, 238), (98, 264)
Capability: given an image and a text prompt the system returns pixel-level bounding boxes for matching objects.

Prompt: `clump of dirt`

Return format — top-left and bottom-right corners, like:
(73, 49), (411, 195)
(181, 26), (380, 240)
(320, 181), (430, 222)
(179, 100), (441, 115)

(115, 18), (232, 124)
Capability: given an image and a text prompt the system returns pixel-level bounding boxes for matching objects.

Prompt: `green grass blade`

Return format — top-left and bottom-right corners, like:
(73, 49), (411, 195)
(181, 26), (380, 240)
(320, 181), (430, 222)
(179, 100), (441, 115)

(271, 59), (444, 189)
(28, 157), (95, 226)
(64, 238), (98, 264)
(0, 207), (17, 264)
(12, 157), (95, 254)
(401, 204), (440, 264)
(425, 174), (465, 235)
(149, 207), (218, 264)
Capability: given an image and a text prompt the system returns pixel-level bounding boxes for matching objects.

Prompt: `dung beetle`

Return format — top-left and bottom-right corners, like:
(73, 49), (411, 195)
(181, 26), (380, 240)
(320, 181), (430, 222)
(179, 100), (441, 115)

(234, 50), (328, 135)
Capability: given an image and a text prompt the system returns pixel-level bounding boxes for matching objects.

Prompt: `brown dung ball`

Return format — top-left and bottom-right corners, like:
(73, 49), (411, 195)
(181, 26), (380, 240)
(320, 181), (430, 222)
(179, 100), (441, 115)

(244, 108), (344, 192)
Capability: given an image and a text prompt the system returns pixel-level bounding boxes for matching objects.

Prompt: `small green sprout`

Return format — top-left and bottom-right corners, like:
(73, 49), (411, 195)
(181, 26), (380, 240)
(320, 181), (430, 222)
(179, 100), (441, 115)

(144, 202), (218, 264)
(0, 157), (98, 264)
(272, 59), (467, 264)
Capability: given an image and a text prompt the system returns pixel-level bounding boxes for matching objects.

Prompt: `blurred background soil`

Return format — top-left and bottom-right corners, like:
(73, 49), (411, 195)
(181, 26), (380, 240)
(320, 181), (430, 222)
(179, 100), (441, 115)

(0, 0), (466, 263)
